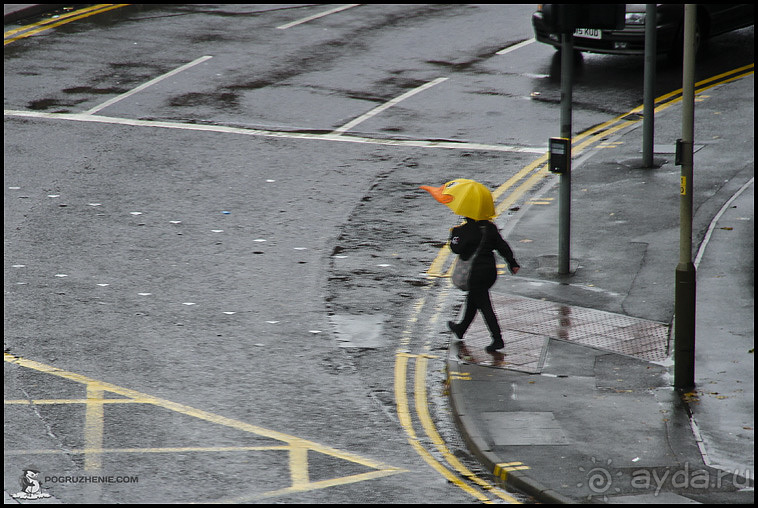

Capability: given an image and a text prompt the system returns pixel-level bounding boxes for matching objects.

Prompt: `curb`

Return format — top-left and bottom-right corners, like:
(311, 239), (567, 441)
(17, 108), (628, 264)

(446, 357), (577, 504)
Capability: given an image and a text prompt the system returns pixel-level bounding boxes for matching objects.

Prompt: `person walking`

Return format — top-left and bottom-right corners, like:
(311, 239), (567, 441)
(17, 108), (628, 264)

(447, 217), (519, 352)
(420, 178), (520, 353)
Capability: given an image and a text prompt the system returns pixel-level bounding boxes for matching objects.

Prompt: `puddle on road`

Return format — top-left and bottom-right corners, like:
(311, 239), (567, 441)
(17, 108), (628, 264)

(329, 314), (388, 349)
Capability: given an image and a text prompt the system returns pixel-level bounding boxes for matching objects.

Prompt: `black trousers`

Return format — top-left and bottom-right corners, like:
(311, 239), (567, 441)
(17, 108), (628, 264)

(459, 287), (501, 339)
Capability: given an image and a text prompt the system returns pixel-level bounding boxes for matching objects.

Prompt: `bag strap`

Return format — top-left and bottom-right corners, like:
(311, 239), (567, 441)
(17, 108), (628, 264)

(470, 224), (487, 259)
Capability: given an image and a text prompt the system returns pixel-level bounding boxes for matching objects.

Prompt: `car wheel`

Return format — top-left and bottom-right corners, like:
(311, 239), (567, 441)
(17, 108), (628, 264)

(668, 16), (703, 63)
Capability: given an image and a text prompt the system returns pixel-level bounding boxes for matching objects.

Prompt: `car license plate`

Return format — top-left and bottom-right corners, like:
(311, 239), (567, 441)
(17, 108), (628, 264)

(573, 28), (602, 39)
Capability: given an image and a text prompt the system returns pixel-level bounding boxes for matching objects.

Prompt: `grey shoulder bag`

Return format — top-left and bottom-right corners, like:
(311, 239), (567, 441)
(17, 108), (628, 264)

(451, 225), (486, 291)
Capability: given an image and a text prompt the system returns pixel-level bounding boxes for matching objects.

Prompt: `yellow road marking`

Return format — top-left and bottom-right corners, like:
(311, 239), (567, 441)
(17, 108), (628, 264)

(415, 64), (755, 500)
(494, 163), (550, 216)
(426, 65), (755, 279)
(84, 385), (105, 471)
(4, 445), (291, 455)
(415, 356), (521, 503)
(4, 4), (129, 46)
(4, 353), (378, 463)
(399, 292), (429, 349)
(494, 462), (531, 483)
(491, 155), (548, 202)
(4, 11), (751, 497)
(5, 398), (152, 404)
(4, 352), (406, 500)
(394, 354), (491, 502)
(394, 283), (517, 503)
(220, 469), (406, 503)
(427, 244), (452, 279)
(289, 444), (310, 487)
(4, 4), (114, 37)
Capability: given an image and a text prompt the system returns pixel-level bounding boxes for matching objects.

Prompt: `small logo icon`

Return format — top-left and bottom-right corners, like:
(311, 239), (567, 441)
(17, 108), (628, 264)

(577, 457), (622, 500)
(11, 467), (51, 500)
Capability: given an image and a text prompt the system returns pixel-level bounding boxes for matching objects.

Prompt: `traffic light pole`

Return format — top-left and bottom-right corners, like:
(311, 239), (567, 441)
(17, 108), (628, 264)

(542, 4), (624, 274)
(558, 33), (573, 275)
(674, 5), (697, 390)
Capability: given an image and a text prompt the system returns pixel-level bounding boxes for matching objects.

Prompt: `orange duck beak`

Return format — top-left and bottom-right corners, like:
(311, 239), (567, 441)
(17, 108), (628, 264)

(419, 184), (454, 204)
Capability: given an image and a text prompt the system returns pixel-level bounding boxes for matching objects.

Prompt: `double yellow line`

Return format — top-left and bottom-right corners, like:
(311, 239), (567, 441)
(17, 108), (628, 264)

(4, 4), (129, 46)
(394, 296), (522, 503)
(426, 62), (755, 278)
(408, 63), (754, 502)
(4, 352), (406, 501)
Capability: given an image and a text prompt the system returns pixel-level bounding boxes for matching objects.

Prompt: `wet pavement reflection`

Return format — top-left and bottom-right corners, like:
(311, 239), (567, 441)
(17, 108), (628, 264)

(452, 293), (670, 373)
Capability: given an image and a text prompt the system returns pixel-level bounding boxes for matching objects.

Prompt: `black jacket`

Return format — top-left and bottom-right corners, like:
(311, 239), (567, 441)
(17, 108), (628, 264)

(449, 218), (519, 290)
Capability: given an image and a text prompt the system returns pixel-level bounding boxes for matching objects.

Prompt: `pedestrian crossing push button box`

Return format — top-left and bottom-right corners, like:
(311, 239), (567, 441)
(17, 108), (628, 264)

(549, 137), (570, 174)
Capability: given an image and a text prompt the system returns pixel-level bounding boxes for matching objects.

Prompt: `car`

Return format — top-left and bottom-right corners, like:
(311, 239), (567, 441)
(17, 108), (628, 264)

(532, 4), (755, 58)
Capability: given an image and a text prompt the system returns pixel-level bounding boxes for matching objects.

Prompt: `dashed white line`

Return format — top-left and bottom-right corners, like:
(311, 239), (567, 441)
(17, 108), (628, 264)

(495, 38), (535, 55)
(276, 4), (359, 30)
(331, 77), (449, 135)
(83, 56), (213, 116)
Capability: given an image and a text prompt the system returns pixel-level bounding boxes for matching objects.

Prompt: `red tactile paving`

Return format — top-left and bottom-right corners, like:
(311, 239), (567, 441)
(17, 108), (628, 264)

(452, 293), (670, 372)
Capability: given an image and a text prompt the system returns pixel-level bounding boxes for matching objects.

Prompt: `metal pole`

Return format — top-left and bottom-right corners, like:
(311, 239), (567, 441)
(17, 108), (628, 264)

(558, 33), (573, 275)
(674, 4), (697, 390)
(642, 4), (657, 167)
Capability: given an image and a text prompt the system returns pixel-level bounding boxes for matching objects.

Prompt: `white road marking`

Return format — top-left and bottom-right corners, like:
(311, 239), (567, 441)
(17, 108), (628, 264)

(83, 55), (213, 115)
(694, 177), (754, 269)
(276, 4), (359, 30)
(4, 109), (545, 153)
(495, 38), (535, 55)
(331, 77), (449, 135)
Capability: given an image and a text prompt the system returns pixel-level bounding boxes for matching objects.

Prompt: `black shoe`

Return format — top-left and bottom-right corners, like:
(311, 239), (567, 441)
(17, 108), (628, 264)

(447, 321), (464, 340)
(485, 337), (504, 353)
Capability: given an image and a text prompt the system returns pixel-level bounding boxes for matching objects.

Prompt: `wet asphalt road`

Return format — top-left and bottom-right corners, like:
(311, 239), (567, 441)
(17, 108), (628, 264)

(4, 4), (754, 503)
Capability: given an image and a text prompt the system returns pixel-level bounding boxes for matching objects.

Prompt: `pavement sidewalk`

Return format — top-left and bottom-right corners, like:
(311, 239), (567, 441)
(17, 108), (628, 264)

(447, 72), (754, 503)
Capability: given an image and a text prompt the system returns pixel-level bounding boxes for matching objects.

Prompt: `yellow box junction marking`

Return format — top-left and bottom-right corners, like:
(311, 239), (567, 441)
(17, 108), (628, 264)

(4, 352), (406, 501)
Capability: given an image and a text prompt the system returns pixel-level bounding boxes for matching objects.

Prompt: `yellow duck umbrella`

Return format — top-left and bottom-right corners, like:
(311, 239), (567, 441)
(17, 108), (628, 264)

(420, 178), (495, 221)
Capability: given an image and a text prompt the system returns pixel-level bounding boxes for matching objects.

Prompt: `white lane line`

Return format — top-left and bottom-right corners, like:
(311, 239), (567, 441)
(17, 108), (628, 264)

(83, 55), (213, 116)
(276, 4), (359, 30)
(495, 38), (535, 55)
(331, 77), (449, 135)
(4, 109), (545, 154)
